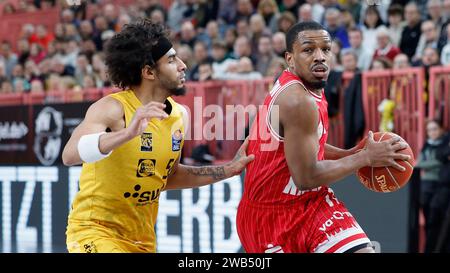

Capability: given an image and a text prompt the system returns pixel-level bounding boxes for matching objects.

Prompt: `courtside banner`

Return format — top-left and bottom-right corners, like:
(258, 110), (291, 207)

(0, 103), (90, 165)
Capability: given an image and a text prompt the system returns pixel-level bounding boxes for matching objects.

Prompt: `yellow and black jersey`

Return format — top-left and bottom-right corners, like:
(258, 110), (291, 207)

(66, 90), (184, 252)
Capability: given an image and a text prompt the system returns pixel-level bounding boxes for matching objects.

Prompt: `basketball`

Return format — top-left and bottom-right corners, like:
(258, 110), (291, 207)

(356, 132), (415, 193)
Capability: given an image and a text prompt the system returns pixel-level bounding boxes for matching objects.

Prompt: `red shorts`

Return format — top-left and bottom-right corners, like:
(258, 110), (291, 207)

(236, 187), (371, 253)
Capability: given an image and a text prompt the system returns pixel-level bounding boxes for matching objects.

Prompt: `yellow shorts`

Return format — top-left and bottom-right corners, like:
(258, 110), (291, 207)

(66, 221), (155, 253)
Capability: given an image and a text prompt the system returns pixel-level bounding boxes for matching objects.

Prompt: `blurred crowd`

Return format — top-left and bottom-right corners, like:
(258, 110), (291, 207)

(1, 0), (450, 94)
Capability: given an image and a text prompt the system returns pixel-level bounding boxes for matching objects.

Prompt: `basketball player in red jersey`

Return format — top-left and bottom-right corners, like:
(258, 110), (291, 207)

(236, 22), (411, 253)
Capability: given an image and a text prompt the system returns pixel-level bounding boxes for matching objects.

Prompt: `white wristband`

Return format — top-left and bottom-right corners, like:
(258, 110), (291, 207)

(77, 132), (112, 163)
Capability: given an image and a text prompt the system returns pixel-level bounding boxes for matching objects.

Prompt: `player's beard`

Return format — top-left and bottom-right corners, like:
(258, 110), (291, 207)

(169, 87), (186, 96)
(159, 75), (186, 96)
(305, 80), (327, 90)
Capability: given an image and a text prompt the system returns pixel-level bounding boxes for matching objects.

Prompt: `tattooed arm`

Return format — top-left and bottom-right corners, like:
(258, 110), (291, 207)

(164, 139), (254, 191)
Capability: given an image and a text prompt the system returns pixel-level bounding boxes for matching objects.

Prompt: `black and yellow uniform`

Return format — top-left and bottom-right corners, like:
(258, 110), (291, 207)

(66, 91), (184, 253)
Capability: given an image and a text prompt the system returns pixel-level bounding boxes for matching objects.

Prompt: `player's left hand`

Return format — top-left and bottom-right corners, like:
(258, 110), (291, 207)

(225, 137), (255, 177)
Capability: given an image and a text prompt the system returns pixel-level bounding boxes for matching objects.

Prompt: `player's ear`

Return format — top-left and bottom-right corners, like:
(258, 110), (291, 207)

(142, 65), (156, 80)
(285, 52), (294, 70)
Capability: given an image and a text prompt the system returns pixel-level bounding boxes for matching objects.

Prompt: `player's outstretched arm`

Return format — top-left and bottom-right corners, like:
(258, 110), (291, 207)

(278, 85), (410, 190)
(164, 138), (255, 190)
(62, 98), (168, 166)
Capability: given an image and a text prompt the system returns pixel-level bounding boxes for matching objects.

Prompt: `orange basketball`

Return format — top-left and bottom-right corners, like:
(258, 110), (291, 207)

(356, 132), (415, 193)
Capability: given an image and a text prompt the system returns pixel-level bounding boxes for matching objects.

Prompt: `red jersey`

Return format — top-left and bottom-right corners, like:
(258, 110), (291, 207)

(237, 70), (371, 253)
(243, 69), (329, 205)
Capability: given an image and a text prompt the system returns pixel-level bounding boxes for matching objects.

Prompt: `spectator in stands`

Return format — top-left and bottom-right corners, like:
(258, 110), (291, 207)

(17, 39), (30, 65)
(277, 11), (296, 33)
(306, 0), (325, 23)
(348, 27), (372, 71)
(393, 53), (411, 69)
(298, 3), (313, 22)
(92, 16), (110, 51)
(416, 119), (450, 253)
(82, 74), (96, 89)
(324, 8), (350, 49)
(30, 24), (55, 50)
(257, 0), (280, 33)
(233, 0), (255, 24)
(331, 38), (343, 68)
(29, 43), (46, 65)
(387, 4), (406, 47)
(116, 13), (132, 31)
(0, 80), (13, 94)
(231, 35), (256, 64)
(149, 7), (166, 26)
(79, 20), (94, 41)
(214, 56), (261, 80)
(441, 23), (450, 65)
(372, 26), (401, 62)
(197, 60), (214, 82)
(179, 21), (197, 48)
(61, 8), (79, 28)
(103, 4), (118, 31)
(197, 20), (220, 50)
(74, 53), (92, 86)
(414, 46), (441, 67)
(224, 27), (237, 53)
(188, 41), (213, 81)
(167, 0), (189, 33)
(346, 0), (362, 24)
(30, 79), (44, 93)
(272, 31), (286, 58)
(236, 18), (251, 38)
(249, 14), (272, 56)
(340, 8), (357, 31)
(0, 40), (18, 80)
(414, 20), (439, 63)
(370, 56), (393, 71)
(400, 2), (423, 60)
(361, 5), (385, 56)
(427, 0), (444, 32)
(255, 35), (277, 76)
(340, 49), (359, 73)
(211, 40), (235, 76)
(280, 0), (301, 20)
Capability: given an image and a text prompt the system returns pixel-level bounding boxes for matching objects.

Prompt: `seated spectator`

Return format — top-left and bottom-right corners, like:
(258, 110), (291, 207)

(341, 49), (359, 73)
(399, 2), (423, 60)
(277, 11), (296, 33)
(272, 32), (286, 58)
(257, 0), (280, 33)
(370, 56), (393, 71)
(348, 27), (372, 71)
(387, 4), (406, 47)
(393, 53), (411, 69)
(372, 26), (401, 63)
(198, 61), (214, 82)
(361, 5), (385, 56)
(30, 79), (44, 93)
(413, 20), (439, 63)
(0, 80), (13, 94)
(214, 57), (263, 80)
(324, 8), (350, 48)
(440, 24), (450, 65)
(211, 40), (236, 78)
(413, 46), (441, 67)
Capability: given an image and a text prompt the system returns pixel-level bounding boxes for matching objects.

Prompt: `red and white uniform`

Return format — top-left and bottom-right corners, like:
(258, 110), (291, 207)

(237, 70), (371, 253)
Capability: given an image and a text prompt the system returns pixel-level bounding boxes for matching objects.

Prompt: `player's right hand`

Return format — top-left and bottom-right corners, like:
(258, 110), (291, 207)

(126, 101), (168, 138)
(363, 131), (411, 171)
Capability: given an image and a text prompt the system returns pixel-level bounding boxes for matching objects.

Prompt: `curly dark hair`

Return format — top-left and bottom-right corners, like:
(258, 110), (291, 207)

(104, 19), (170, 90)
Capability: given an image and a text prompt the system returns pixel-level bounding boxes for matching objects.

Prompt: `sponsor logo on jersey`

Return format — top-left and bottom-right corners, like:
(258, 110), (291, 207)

(172, 129), (182, 151)
(123, 184), (162, 206)
(136, 159), (156, 177)
(140, 132), (152, 152)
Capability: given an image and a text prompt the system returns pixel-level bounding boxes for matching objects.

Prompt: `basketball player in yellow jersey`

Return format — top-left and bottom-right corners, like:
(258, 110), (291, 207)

(61, 19), (254, 253)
